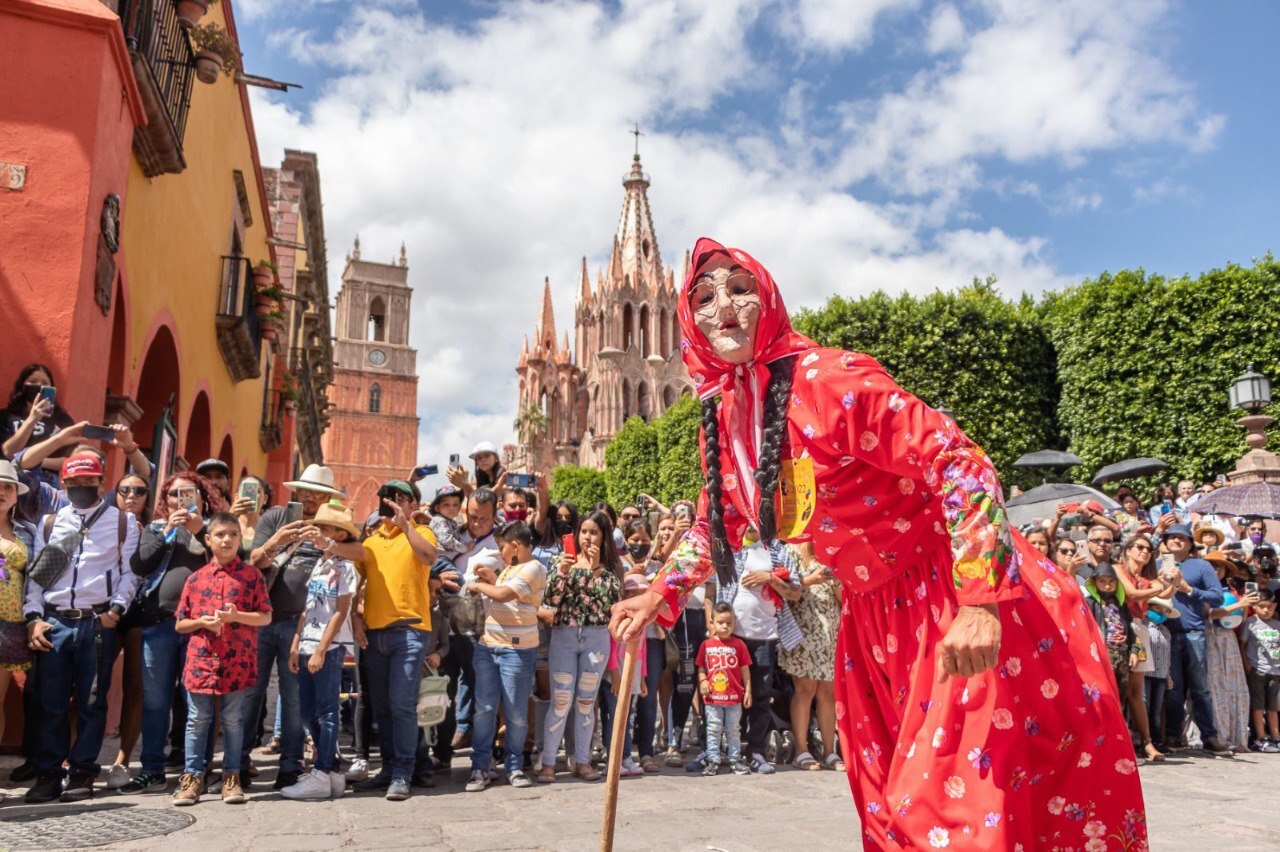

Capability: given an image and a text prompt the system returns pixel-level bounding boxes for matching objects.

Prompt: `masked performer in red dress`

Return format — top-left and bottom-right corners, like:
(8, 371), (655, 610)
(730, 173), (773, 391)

(611, 238), (1147, 850)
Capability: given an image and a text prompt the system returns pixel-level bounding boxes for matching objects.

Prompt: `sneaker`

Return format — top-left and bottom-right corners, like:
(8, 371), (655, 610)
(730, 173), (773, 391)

(172, 773), (203, 806)
(385, 778), (411, 801)
(465, 769), (490, 792)
(749, 753), (776, 775)
(620, 758), (643, 777)
(344, 758), (369, 783)
(330, 771), (346, 798)
(354, 773), (391, 792)
(10, 760), (37, 784)
(281, 769), (331, 801)
(25, 772), (64, 804)
(119, 772), (167, 794)
(509, 769), (533, 788)
(684, 753), (708, 774)
(105, 763), (131, 790)
(702, 760), (719, 777)
(1202, 737), (1233, 757)
(272, 769), (301, 790)
(221, 772), (246, 804)
(263, 736), (282, 755)
(730, 759), (751, 775)
(1262, 739), (1280, 754)
(60, 771), (94, 802)
(1250, 737), (1268, 752)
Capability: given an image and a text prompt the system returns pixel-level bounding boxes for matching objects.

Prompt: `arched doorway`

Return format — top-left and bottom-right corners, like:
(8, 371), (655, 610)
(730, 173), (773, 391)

(107, 280), (128, 394)
(133, 325), (180, 456)
(185, 391), (212, 464)
(217, 434), (234, 481)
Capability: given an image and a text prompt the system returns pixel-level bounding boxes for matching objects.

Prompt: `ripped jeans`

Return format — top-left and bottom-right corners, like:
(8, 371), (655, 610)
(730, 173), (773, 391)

(539, 625), (611, 767)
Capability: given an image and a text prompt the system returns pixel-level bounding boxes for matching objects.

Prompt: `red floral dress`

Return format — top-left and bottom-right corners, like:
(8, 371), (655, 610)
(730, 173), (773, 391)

(649, 238), (1147, 851)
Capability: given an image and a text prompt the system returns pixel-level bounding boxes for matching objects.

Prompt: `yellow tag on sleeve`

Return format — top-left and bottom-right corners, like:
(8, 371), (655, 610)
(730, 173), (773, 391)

(778, 457), (816, 539)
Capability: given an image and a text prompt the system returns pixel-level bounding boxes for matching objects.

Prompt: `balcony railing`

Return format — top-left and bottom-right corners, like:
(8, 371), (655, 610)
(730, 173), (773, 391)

(216, 255), (262, 381)
(119, 0), (194, 176)
(290, 346), (325, 464)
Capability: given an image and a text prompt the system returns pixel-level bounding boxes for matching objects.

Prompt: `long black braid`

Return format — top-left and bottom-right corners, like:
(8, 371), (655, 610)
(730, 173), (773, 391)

(702, 355), (797, 584)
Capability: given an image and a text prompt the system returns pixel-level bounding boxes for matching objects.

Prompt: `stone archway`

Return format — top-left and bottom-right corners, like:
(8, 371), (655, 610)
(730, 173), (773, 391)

(133, 325), (180, 455)
(185, 390), (212, 464)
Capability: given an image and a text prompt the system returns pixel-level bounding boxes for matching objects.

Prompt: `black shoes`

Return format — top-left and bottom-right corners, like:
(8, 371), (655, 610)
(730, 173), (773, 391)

(119, 772), (168, 794)
(25, 772), (63, 804)
(60, 771), (94, 802)
(272, 770), (301, 790)
(1202, 737), (1234, 757)
(10, 760), (38, 784)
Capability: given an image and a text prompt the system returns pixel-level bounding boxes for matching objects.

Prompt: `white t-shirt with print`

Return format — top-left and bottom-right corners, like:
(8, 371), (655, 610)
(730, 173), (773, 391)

(298, 555), (359, 655)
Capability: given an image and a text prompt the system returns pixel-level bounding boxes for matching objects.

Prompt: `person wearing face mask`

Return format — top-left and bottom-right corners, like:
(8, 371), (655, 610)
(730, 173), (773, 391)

(0, 365), (75, 487)
(22, 452), (141, 804)
(1242, 518), (1269, 557)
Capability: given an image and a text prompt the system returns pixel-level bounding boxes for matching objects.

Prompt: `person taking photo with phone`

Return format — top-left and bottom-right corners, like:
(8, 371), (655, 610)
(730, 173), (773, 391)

(0, 364), (75, 486)
(242, 464), (346, 790)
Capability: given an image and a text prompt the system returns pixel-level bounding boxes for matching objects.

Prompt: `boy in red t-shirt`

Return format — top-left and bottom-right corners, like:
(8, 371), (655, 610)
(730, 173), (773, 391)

(696, 602), (753, 776)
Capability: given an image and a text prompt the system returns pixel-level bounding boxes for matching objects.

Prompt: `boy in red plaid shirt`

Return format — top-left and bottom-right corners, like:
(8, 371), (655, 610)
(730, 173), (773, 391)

(172, 513), (272, 806)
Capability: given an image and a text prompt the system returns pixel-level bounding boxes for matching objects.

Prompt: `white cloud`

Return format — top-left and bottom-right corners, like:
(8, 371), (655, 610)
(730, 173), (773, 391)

(246, 0), (1214, 476)
(924, 3), (965, 54)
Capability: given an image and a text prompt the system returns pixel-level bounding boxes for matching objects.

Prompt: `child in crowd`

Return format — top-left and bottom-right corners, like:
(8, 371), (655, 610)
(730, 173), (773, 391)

(1242, 588), (1280, 752)
(1144, 596), (1178, 753)
(283, 502), (360, 800)
(696, 603), (753, 776)
(604, 573), (650, 777)
(428, 486), (472, 562)
(173, 513), (272, 806)
(1084, 564), (1138, 717)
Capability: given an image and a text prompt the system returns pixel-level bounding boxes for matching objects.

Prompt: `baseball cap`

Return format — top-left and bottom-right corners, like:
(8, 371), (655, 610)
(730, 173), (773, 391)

(381, 479), (416, 500)
(195, 458), (230, 476)
(61, 451), (104, 480)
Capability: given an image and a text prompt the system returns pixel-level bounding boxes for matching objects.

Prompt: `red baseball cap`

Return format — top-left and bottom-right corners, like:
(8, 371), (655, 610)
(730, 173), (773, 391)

(61, 451), (104, 480)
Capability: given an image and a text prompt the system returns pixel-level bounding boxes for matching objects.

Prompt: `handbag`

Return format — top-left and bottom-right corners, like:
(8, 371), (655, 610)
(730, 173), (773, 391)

(27, 502), (113, 591)
(416, 664), (452, 742)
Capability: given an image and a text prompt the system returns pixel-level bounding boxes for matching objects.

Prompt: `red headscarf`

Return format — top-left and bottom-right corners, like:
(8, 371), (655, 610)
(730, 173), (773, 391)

(677, 238), (816, 517)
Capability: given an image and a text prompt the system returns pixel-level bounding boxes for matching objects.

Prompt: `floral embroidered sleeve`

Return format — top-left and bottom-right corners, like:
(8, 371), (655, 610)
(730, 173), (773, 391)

(646, 515), (715, 629)
(819, 352), (1021, 606)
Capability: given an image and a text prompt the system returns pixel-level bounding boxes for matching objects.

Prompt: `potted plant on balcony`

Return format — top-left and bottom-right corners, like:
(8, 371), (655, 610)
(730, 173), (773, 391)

(255, 283), (283, 316)
(260, 309), (284, 342)
(175, 0), (217, 30)
(253, 259), (277, 289)
(189, 22), (241, 85)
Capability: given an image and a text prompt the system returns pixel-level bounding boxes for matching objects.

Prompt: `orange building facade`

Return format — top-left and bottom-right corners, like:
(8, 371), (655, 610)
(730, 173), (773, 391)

(321, 241), (420, 519)
(0, 0), (329, 501)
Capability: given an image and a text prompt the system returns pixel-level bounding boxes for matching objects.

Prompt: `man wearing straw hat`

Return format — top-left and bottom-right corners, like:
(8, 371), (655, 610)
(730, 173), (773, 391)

(241, 464), (346, 790)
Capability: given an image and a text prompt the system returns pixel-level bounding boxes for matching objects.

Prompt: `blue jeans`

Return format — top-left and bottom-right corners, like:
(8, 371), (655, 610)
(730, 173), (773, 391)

(454, 634), (476, 736)
(632, 637), (667, 759)
(705, 703), (743, 763)
(1166, 629), (1218, 742)
(364, 626), (428, 782)
(139, 618), (185, 775)
(298, 646), (345, 773)
(241, 618), (304, 773)
(185, 690), (248, 775)
(32, 616), (118, 776)
(541, 626), (610, 766)
(471, 643), (537, 773)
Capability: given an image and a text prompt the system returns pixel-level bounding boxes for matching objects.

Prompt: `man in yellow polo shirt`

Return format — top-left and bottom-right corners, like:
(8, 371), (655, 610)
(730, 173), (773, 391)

(353, 480), (438, 801)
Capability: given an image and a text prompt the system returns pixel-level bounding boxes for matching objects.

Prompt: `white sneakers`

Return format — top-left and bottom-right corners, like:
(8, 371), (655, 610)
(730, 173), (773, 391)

(105, 764), (132, 789)
(281, 769), (341, 801)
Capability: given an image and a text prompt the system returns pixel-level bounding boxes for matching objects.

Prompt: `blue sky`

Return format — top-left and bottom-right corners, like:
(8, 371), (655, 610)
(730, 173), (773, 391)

(233, 0), (1280, 480)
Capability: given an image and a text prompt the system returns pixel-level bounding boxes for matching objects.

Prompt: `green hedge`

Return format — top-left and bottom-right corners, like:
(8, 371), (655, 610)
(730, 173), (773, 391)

(603, 416), (659, 509)
(654, 394), (703, 505)
(548, 464), (608, 510)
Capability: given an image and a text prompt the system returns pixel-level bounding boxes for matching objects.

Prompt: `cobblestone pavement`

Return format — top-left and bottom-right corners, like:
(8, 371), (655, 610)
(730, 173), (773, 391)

(0, 741), (1276, 850)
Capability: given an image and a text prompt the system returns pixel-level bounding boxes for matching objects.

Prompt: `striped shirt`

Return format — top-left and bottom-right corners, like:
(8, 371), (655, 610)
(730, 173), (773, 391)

(481, 559), (546, 650)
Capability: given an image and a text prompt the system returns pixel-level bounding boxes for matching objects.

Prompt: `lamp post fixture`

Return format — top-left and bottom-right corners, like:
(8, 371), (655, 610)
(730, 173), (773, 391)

(1227, 364), (1279, 484)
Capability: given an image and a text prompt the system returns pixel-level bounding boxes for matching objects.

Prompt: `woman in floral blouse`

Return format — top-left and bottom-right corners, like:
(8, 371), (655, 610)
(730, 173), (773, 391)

(533, 510), (623, 783)
(611, 238), (1147, 851)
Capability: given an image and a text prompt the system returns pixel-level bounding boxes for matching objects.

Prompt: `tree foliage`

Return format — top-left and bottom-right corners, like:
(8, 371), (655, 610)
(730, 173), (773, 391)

(603, 415), (659, 509)
(548, 464), (608, 511)
(792, 279), (1060, 484)
(1040, 256), (1280, 485)
(654, 394), (703, 505)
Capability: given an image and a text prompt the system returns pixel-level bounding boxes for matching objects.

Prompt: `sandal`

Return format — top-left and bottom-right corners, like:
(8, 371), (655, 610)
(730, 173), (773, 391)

(792, 751), (821, 771)
(534, 765), (557, 784)
(663, 748), (684, 768)
(639, 755), (661, 774)
(573, 764), (602, 782)
(823, 752), (846, 772)
(1143, 742), (1166, 762)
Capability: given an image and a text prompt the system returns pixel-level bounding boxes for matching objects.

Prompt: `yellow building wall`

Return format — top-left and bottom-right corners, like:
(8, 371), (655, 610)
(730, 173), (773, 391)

(118, 2), (275, 479)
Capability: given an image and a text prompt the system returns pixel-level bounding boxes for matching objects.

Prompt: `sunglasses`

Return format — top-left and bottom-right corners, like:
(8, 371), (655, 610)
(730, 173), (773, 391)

(1088, 538), (1113, 545)
(1057, 547), (1076, 554)
(117, 486), (148, 498)
(1130, 543), (1152, 551)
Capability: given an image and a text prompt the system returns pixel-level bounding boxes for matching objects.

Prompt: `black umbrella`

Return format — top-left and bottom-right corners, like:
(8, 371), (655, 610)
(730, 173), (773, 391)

(1012, 450), (1083, 470)
(1091, 457), (1169, 486)
(1004, 483), (1120, 529)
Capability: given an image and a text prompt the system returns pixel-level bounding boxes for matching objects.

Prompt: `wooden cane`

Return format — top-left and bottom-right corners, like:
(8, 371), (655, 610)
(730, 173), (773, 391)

(600, 636), (640, 852)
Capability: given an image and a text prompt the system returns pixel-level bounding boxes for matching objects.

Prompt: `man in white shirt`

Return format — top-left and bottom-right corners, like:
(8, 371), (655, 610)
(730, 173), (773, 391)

(23, 452), (140, 804)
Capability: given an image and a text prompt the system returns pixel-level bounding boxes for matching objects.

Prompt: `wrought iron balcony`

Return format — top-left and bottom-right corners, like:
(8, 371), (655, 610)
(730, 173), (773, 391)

(119, 0), (194, 176)
(216, 255), (263, 381)
(290, 347), (325, 464)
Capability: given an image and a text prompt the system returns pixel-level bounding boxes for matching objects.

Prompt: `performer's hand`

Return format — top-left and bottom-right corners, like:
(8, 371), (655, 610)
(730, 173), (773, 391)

(609, 590), (665, 643)
(935, 603), (1001, 682)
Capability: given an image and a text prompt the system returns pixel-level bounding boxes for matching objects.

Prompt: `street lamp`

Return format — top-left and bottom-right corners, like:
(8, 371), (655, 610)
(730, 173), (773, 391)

(1229, 364), (1272, 413)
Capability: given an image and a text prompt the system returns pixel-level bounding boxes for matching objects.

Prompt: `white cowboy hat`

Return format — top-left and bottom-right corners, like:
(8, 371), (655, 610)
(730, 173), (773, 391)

(469, 441), (500, 460)
(1148, 596), (1181, 618)
(282, 464), (344, 497)
(0, 460), (29, 496)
